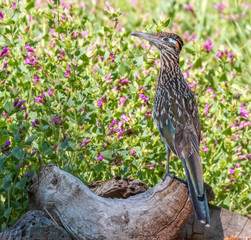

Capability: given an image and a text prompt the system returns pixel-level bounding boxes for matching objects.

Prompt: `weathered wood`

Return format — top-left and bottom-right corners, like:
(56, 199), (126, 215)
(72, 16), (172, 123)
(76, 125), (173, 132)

(0, 210), (71, 240)
(28, 164), (193, 240)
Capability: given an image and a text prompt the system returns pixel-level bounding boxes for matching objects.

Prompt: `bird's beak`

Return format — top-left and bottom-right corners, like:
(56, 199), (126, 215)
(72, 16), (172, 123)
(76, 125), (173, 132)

(131, 32), (159, 46)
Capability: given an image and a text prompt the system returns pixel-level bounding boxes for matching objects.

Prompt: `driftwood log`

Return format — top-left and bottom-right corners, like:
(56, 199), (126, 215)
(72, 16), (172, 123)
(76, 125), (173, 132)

(0, 164), (250, 240)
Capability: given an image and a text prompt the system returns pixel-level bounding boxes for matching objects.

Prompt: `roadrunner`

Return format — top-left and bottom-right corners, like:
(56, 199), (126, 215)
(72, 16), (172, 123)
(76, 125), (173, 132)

(131, 31), (210, 226)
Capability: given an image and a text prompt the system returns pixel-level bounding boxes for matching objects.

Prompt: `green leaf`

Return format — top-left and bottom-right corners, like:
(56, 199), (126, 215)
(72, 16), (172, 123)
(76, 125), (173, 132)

(162, 19), (170, 27)
(101, 150), (113, 160)
(136, 55), (143, 68)
(2, 175), (12, 190)
(222, 128), (232, 136)
(55, 26), (65, 33)
(193, 57), (202, 69)
(185, 46), (196, 55)
(11, 146), (22, 160)
(25, 135), (38, 145)
(41, 141), (52, 154)
(152, 18), (158, 25)
(4, 208), (12, 219)
(25, 1), (35, 10)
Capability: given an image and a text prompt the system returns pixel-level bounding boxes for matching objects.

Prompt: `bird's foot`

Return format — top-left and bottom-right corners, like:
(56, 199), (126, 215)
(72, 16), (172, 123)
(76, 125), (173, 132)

(162, 172), (175, 181)
(162, 172), (187, 184)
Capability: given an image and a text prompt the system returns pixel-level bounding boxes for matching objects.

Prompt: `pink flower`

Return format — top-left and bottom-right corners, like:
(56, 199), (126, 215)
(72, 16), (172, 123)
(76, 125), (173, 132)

(97, 100), (102, 107)
(105, 1), (111, 10)
(80, 139), (91, 147)
(131, 151), (136, 156)
(0, 47), (10, 58)
(2, 111), (7, 116)
(0, 10), (3, 20)
(229, 169), (235, 175)
(120, 114), (129, 122)
(139, 93), (149, 101)
(81, 30), (88, 38)
(183, 71), (190, 79)
(235, 164), (240, 168)
(204, 103), (210, 115)
(117, 129), (125, 138)
(214, 2), (227, 12)
(183, 31), (196, 42)
(25, 45), (35, 53)
(109, 120), (117, 128)
(118, 120), (123, 129)
(119, 96), (127, 106)
(98, 154), (104, 162)
(65, 72), (70, 78)
(240, 107), (250, 119)
(184, 4), (195, 13)
(236, 146), (242, 153)
(34, 76), (39, 84)
(203, 37), (214, 53)
(238, 155), (246, 160)
(118, 78), (131, 85)
(25, 59), (37, 66)
(202, 145), (208, 153)
(230, 69), (236, 77)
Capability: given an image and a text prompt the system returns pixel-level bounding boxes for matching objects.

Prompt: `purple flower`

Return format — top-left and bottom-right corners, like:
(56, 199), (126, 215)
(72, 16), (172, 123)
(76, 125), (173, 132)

(236, 146), (242, 153)
(214, 140), (218, 148)
(0, 47), (10, 58)
(98, 154), (104, 162)
(183, 31), (196, 42)
(235, 164), (240, 168)
(118, 78), (131, 85)
(204, 103), (210, 115)
(216, 52), (222, 58)
(25, 58), (37, 66)
(184, 4), (195, 13)
(139, 93), (149, 101)
(131, 151), (136, 156)
(0, 10), (3, 20)
(109, 120), (117, 128)
(25, 45), (35, 53)
(97, 99), (102, 107)
(117, 129), (125, 138)
(238, 155), (246, 160)
(5, 140), (11, 147)
(229, 169), (235, 175)
(34, 76), (39, 84)
(54, 118), (59, 124)
(16, 100), (27, 108)
(203, 37), (214, 53)
(25, 172), (30, 178)
(80, 139), (91, 146)
(65, 72), (70, 78)
(228, 52), (234, 58)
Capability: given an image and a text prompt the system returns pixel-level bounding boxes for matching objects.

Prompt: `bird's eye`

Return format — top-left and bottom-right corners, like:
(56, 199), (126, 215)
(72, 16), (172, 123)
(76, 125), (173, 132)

(162, 37), (169, 41)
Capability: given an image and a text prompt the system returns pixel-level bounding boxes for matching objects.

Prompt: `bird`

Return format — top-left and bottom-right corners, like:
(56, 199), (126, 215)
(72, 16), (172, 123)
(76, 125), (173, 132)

(131, 31), (210, 227)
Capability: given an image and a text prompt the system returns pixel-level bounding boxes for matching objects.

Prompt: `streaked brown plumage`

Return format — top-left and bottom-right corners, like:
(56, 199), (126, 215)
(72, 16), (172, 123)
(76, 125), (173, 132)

(131, 31), (210, 226)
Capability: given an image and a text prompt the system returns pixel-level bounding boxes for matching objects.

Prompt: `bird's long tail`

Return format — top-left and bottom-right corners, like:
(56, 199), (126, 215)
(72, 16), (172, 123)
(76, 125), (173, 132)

(175, 132), (210, 226)
(181, 155), (210, 226)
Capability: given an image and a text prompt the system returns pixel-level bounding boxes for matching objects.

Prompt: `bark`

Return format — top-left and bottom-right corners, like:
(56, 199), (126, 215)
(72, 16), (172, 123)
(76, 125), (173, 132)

(1, 164), (250, 240)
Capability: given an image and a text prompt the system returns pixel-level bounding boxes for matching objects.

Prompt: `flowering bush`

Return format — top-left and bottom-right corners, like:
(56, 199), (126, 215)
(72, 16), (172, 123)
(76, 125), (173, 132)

(0, 0), (250, 230)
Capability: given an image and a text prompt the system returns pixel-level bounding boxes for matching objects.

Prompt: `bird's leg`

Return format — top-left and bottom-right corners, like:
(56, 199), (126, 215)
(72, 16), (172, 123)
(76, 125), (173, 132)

(162, 146), (173, 181)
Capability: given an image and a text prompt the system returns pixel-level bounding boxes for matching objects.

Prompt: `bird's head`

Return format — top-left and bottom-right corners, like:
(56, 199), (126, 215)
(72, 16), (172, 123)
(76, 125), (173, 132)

(131, 32), (183, 56)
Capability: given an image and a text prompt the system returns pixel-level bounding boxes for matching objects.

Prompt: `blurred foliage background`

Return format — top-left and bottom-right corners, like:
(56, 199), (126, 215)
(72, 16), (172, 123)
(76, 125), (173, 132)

(0, 0), (250, 230)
